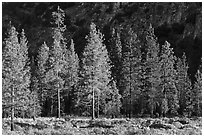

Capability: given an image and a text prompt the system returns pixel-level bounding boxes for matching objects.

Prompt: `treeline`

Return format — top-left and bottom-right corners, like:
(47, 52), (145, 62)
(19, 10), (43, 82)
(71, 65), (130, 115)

(2, 6), (202, 122)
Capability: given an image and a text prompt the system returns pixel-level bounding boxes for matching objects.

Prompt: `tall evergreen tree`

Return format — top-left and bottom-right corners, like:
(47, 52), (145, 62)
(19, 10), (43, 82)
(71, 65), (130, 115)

(18, 29), (32, 118)
(145, 24), (161, 117)
(3, 26), (31, 131)
(29, 57), (41, 118)
(191, 67), (202, 116)
(109, 28), (122, 82)
(159, 41), (178, 115)
(47, 6), (66, 117)
(37, 42), (49, 114)
(78, 22), (112, 119)
(175, 53), (192, 115)
(62, 39), (79, 114)
(121, 27), (142, 118)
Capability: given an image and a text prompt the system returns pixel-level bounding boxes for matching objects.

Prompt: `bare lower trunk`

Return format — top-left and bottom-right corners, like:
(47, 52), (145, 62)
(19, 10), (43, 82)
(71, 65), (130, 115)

(51, 97), (53, 116)
(57, 88), (60, 118)
(11, 87), (14, 131)
(92, 88), (95, 119)
(97, 94), (99, 118)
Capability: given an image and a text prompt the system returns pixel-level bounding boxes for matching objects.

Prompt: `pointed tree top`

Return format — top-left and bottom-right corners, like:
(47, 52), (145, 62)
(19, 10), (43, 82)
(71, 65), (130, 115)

(8, 25), (18, 37)
(112, 28), (116, 35)
(90, 22), (96, 32)
(70, 39), (75, 51)
(21, 29), (25, 37)
(164, 41), (171, 49)
(149, 23), (153, 30)
(146, 23), (156, 40)
(9, 21), (12, 28)
(42, 41), (49, 50)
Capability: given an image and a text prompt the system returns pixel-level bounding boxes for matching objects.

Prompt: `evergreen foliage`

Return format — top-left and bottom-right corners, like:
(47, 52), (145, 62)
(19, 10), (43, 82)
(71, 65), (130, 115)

(191, 67), (202, 116)
(62, 39), (79, 114)
(121, 27), (142, 118)
(145, 24), (161, 117)
(104, 80), (122, 118)
(2, 5), (202, 123)
(37, 42), (50, 112)
(176, 53), (192, 116)
(78, 22), (112, 119)
(47, 6), (67, 118)
(159, 41), (179, 115)
(2, 26), (31, 130)
(109, 28), (122, 90)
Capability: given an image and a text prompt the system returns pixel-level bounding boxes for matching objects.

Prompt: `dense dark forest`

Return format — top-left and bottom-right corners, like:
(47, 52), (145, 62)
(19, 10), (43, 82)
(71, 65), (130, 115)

(2, 2), (202, 134)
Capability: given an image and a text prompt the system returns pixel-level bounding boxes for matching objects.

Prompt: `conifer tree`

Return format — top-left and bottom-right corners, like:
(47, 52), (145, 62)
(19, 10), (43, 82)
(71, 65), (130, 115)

(47, 6), (66, 117)
(62, 39), (79, 91)
(18, 29), (32, 118)
(37, 42), (49, 110)
(3, 26), (31, 131)
(111, 28), (122, 59)
(110, 28), (122, 79)
(79, 22), (112, 119)
(121, 27), (142, 118)
(191, 67), (202, 116)
(30, 57), (41, 118)
(176, 53), (192, 115)
(62, 39), (79, 114)
(145, 24), (161, 117)
(159, 41), (179, 115)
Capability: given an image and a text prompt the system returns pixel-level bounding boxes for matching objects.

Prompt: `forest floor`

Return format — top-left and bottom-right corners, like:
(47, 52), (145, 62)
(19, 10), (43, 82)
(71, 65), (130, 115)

(2, 116), (202, 135)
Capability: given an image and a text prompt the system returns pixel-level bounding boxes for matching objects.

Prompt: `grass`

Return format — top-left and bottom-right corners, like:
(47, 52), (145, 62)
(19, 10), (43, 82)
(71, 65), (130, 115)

(2, 117), (202, 135)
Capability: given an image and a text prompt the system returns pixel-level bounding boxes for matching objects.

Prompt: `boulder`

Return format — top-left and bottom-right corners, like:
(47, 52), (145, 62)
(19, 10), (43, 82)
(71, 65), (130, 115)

(172, 121), (183, 129)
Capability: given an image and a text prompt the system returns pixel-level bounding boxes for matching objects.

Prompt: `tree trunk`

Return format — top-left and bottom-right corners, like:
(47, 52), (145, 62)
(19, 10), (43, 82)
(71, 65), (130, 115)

(57, 87), (60, 118)
(11, 86), (14, 131)
(33, 101), (36, 120)
(129, 55), (132, 119)
(92, 88), (95, 119)
(51, 97), (53, 116)
(97, 93), (99, 118)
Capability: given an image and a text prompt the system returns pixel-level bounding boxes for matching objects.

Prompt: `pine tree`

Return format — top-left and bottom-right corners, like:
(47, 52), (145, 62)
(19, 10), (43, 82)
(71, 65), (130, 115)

(79, 22), (112, 119)
(121, 27), (142, 118)
(17, 29), (32, 118)
(110, 28), (122, 83)
(47, 6), (66, 117)
(30, 57), (41, 118)
(159, 41), (178, 115)
(175, 53), (192, 115)
(3, 26), (31, 131)
(37, 42), (49, 112)
(191, 67), (202, 116)
(145, 24), (161, 117)
(62, 39), (79, 114)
